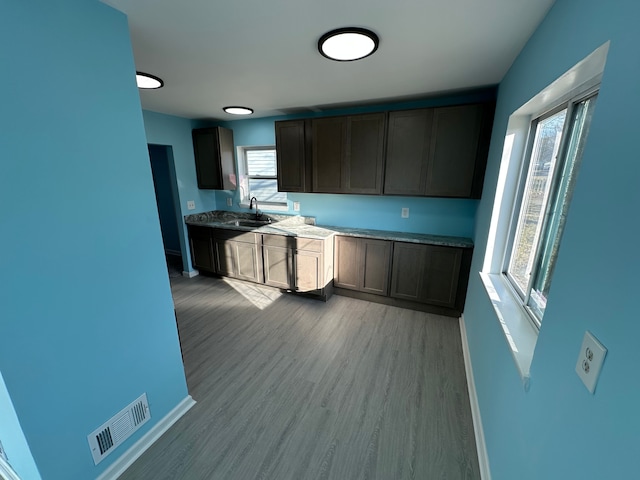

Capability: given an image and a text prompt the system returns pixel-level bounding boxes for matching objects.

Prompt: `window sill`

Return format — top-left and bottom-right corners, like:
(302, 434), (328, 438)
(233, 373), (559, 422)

(239, 203), (289, 213)
(478, 272), (539, 391)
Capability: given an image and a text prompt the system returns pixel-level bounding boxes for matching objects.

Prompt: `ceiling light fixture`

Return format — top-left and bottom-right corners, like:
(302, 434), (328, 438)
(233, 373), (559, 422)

(223, 106), (254, 115)
(136, 72), (164, 89)
(318, 27), (379, 62)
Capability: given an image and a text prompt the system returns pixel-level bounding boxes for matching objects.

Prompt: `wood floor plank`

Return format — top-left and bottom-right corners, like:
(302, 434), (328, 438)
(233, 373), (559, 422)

(119, 274), (480, 480)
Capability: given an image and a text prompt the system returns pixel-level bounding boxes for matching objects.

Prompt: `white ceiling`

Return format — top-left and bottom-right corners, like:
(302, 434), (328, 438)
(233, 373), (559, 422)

(102, 0), (555, 120)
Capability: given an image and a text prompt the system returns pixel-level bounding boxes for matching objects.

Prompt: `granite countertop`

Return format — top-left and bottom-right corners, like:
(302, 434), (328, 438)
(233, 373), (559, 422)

(184, 211), (473, 248)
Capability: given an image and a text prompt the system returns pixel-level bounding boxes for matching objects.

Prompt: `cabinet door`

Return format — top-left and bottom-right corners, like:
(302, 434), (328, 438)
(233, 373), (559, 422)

(359, 239), (391, 295)
(276, 120), (309, 192)
(213, 238), (236, 277)
(333, 236), (359, 290)
(188, 226), (214, 272)
(263, 245), (294, 289)
(425, 104), (484, 197)
(234, 241), (262, 283)
(421, 245), (462, 308)
(295, 250), (322, 293)
(345, 113), (386, 194)
(192, 127), (236, 190)
(389, 243), (427, 301)
(384, 109), (433, 195)
(312, 117), (346, 193)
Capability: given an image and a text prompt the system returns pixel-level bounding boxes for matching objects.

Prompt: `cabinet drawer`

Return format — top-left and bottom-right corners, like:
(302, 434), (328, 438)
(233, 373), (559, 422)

(262, 234), (294, 248)
(212, 229), (258, 244)
(262, 234), (323, 252)
(295, 238), (323, 252)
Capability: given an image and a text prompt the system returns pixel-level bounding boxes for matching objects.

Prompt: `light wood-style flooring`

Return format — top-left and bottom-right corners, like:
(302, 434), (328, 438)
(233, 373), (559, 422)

(119, 274), (480, 479)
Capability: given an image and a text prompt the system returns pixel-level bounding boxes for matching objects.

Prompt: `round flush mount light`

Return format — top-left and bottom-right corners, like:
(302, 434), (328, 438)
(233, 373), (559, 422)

(136, 72), (164, 89)
(223, 106), (254, 115)
(318, 27), (379, 61)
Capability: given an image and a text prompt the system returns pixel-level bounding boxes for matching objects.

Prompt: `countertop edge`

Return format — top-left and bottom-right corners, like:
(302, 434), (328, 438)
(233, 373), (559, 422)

(185, 220), (473, 248)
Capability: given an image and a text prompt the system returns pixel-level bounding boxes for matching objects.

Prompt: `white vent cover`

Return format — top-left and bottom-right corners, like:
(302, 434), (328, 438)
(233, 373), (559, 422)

(88, 393), (150, 465)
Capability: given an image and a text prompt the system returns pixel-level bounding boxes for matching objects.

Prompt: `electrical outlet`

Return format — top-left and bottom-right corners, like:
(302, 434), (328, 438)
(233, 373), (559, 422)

(0, 439), (8, 462)
(226, 197), (233, 207)
(293, 201), (300, 212)
(187, 200), (195, 210)
(575, 331), (607, 394)
(401, 207), (409, 218)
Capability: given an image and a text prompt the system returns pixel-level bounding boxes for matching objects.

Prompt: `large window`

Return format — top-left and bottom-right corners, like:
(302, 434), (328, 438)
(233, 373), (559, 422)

(239, 146), (287, 207)
(505, 91), (598, 326)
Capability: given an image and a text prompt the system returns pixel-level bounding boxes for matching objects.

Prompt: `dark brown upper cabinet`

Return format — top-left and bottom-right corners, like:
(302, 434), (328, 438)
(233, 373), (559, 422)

(311, 113), (386, 194)
(275, 120), (311, 192)
(384, 103), (494, 198)
(192, 127), (237, 190)
(384, 109), (433, 196)
(425, 103), (493, 198)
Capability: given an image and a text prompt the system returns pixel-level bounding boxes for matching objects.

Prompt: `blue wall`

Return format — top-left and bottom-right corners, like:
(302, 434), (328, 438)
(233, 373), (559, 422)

(149, 145), (182, 253)
(212, 90), (496, 237)
(143, 110), (217, 272)
(0, 1), (188, 479)
(464, 0), (640, 478)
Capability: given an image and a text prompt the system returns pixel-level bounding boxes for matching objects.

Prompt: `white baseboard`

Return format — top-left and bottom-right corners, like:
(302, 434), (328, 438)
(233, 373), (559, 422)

(96, 395), (196, 480)
(459, 315), (491, 480)
(182, 270), (199, 278)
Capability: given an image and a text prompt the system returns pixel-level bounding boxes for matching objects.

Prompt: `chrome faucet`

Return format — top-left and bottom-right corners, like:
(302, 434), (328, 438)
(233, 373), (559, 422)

(249, 196), (261, 220)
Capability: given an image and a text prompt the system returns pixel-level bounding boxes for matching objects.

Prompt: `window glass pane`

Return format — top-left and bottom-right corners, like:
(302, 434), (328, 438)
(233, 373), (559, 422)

(508, 109), (567, 294)
(528, 94), (598, 318)
(248, 178), (287, 203)
(246, 149), (277, 176)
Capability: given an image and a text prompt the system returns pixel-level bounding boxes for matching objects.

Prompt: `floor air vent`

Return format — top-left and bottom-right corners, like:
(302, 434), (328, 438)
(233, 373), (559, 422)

(88, 393), (151, 465)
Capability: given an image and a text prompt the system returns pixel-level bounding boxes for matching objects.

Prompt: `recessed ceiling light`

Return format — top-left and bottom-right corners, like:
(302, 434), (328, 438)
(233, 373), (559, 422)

(136, 72), (164, 89)
(318, 27), (379, 62)
(223, 106), (254, 115)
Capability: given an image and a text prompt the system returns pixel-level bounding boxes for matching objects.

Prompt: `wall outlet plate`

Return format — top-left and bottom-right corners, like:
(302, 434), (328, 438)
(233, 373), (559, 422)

(226, 197), (233, 207)
(187, 200), (195, 210)
(293, 201), (300, 212)
(575, 330), (607, 394)
(401, 207), (409, 218)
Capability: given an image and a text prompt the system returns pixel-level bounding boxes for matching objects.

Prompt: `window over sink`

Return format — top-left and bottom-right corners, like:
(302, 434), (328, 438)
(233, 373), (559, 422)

(238, 146), (288, 209)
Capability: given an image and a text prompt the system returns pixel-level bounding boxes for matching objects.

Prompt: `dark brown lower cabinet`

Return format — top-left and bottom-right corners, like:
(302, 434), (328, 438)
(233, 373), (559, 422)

(188, 225), (215, 272)
(390, 242), (462, 309)
(212, 230), (262, 283)
(261, 234), (332, 297)
(333, 234), (472, 316)
(188, 228), (333, 299)
(334, 236), (391, 296)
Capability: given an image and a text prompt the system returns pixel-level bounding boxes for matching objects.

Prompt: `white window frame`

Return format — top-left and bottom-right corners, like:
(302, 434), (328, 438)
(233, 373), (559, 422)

(237, 146), (288, 211)
(479, 42), (608, 386)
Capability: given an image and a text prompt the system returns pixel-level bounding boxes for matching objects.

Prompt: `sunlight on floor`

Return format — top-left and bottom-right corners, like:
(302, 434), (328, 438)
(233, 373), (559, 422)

(222, 278), (283, 310)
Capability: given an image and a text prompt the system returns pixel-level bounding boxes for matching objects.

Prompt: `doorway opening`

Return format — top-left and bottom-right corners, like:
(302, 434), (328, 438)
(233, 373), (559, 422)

(148, 144), (184, 277)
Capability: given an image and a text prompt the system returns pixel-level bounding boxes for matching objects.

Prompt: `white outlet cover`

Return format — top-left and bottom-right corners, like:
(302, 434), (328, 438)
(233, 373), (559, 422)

(293, 201), (300, 211)
(187, 200), (195, 210)
(226, 197), (233, 206)
(575, 330), (607, 394)
(401, 207), (409, 218)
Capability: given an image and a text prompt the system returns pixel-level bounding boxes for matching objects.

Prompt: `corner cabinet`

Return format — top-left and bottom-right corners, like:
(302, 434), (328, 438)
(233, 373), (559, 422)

(192, 127), (237, 190)
(385, 103), (495, 198)
(187, 225), (215, 272)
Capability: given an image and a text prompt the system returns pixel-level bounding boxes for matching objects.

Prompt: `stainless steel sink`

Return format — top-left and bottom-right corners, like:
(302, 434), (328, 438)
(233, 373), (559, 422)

(225, 219), (273, 228)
